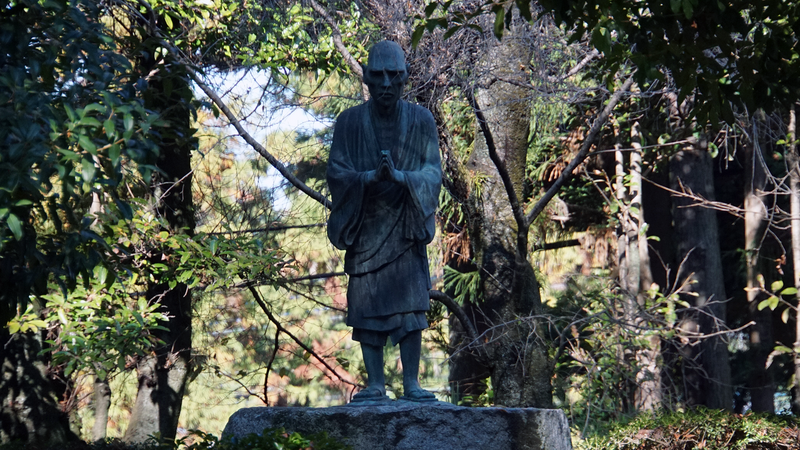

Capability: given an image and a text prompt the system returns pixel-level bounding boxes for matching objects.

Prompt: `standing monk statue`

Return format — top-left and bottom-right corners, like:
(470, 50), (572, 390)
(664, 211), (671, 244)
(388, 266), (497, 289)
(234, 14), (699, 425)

(327, 41), (442, 403)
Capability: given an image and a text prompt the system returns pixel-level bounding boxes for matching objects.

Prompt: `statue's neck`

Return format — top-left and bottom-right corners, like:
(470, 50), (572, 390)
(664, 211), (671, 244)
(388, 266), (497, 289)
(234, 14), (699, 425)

(370, 100), (400, 122)
(370, 100), (401, 150)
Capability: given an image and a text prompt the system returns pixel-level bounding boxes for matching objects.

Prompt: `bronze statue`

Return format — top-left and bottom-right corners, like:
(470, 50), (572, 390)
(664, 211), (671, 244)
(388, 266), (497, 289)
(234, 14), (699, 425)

(327, 40), (442, 403)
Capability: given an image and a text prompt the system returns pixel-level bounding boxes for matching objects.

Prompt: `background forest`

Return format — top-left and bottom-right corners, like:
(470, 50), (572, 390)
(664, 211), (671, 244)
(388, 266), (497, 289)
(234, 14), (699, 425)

(3, 0), (800, 448)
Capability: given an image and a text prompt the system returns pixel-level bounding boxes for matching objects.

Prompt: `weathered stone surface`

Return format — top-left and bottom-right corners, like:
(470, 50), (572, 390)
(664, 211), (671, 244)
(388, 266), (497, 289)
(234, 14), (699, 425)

(222, 402), (572, 450)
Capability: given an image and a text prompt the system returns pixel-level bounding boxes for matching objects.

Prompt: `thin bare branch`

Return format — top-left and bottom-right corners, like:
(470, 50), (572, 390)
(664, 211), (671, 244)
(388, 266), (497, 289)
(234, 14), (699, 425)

(532, 239), (580, 252)
(186, 66), (332, 209)
(247, 285), (359, 389)
(525, 73), (635, 226)
(551, 49), (599, 82)
(204, 223), (326, 236)
(465, 89), (528, 251)
(264, 326), (280, 405)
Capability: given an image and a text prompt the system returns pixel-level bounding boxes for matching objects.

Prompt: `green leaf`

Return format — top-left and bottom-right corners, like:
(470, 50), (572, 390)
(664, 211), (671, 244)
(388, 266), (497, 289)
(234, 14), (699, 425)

(177, 270), (192, 283)
(493, 6), (505, 40)
(780, 287), (797, 296)
(124, 114), (134, 132)
(164, 14), (173, 29)
(442, 25), (461, 40)
(96, 265), (109, 286)
(115, 199), (133, 220)
(81, 158), (96, 184)
(682, 0), (694, 19)
(6, 213), (23, 240)
(64, 104), (77, 123)
(82, 103), (105, 116)
(424, 2), (438, 17)
(515, 0), (532, 22)
(781, 308), (790, 324)
(109, 143), (120, 166)
(771, 280), (784, 292)
(79, 117), (102, 128)
(103, 119), (115, 139)
(78, 135), (97, 155)
(411, 24), (426, 47)
(758, 296), (779, 311)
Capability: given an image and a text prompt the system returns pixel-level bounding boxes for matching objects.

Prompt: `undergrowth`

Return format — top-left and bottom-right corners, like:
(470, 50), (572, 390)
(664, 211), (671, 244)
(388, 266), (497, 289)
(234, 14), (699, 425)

(0, 428), (350, 450)
(578, 408), (799, 450)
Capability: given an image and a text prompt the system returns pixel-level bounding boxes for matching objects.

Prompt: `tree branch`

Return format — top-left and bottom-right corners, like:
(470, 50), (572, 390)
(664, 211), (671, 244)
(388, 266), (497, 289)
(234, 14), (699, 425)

(264, 326), (280, 405)
(307, 0), (369, 100)
(204, 222), (326, 236)
(525, 73), (635, 226)
(546, 49), (599, 83)
(186, 66), (332, 209)
(248, 285), (359, 389)
(532, 239), (580, 251)
(429, 289), (479, 345)
(465, 89), (528, 250)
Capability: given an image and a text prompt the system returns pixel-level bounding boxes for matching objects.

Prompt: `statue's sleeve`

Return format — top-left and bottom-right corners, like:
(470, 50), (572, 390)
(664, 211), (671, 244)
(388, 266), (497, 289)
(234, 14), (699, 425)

(326, 110), (368, 250)
(402, 109), (442, 244)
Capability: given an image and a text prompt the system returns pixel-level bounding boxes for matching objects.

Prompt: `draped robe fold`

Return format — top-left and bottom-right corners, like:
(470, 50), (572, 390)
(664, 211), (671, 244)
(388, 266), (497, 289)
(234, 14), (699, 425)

(327, 100), (441, 346)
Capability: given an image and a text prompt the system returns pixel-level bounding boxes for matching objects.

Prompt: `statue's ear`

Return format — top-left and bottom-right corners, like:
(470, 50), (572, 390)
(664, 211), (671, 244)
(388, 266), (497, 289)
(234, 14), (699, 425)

(402, 63), (411, 82)
(361, 63), (369, 80)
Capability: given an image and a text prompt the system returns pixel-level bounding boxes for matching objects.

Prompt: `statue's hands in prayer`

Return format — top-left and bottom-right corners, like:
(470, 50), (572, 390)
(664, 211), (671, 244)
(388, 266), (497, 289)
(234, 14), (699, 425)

(364, 151), (405, 186)
(378, 150), (406, 185)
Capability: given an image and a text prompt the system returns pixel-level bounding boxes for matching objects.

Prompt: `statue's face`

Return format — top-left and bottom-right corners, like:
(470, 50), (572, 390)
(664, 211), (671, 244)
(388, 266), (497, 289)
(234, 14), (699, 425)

(363, 41), (408, 111)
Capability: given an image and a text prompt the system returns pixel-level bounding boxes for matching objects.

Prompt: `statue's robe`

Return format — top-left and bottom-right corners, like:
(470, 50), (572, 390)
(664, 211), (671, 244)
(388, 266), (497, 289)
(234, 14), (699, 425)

(327, 100), (441, 346)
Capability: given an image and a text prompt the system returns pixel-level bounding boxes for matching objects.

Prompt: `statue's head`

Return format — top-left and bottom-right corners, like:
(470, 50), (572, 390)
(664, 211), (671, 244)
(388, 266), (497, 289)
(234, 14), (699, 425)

(362, 41), (409, 110)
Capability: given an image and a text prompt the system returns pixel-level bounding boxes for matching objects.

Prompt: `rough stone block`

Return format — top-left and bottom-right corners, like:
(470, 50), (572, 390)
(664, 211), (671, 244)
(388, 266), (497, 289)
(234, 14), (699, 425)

(222, 402), (573, 450)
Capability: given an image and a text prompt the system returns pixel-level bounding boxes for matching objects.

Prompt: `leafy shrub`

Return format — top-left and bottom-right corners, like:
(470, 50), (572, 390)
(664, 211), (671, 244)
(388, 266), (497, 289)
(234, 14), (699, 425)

(578, 408), (799, 450)
(0, 428), (350, 450)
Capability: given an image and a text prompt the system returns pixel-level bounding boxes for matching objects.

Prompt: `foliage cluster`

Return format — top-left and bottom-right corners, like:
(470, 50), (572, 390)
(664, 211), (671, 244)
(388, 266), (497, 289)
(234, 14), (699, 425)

(0, 428), (349, 450)
(579, 409), (799, 450)
(0, 0), (161, 320)
(549, 274), (691, 431)
(420, 0), (800, 124)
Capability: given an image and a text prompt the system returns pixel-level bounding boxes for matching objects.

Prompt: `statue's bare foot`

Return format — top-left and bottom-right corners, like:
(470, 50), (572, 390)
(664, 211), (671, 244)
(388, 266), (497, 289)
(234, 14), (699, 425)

(350, 386), (390, 404)
(399, 387), (437, 403)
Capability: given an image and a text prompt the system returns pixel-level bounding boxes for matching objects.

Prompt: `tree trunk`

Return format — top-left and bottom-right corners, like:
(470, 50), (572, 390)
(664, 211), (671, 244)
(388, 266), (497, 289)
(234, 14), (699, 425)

(0, 329), (77, 445)
(614, 122), (661, 412)
(124, 284), (192, 443)
(669, 148), (732, 410)
(787, 104), (800, 416)
(448, 301), (491, 405)
(743, 117), (774, 413)
(124, 52), (196, 443)
(464, 23), (551, 408)
(0, 250), (77, 446)
(630, 122), (661, 411)
(91, 374), (111, 442)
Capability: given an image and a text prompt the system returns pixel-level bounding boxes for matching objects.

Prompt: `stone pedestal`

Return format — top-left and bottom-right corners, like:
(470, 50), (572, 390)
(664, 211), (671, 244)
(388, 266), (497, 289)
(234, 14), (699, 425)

(222, 402), (572, 450)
